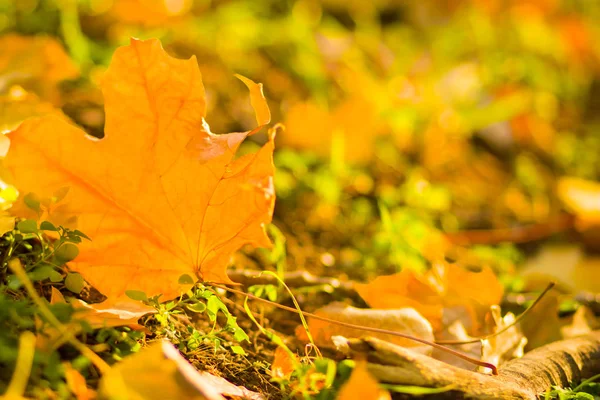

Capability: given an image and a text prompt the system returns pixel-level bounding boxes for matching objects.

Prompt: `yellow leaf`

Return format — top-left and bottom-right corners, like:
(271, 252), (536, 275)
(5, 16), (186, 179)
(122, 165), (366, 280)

(337, 360), (391, 400)
(4, 38), (275, 303)
(99, 340), (263, 400)
(354, 270), (444, 330)
(557, 177), (600, 228)
(356, 263), (503, 333)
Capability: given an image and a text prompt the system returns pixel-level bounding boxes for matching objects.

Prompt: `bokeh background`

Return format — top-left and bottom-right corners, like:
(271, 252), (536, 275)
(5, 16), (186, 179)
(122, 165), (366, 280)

(2, 0), (600, 287)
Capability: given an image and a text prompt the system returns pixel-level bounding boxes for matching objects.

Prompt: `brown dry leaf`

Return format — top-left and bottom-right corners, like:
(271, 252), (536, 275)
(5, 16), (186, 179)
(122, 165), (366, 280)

(479, 306), (526, 371)
(270, 346), (297, 380)
(337, 359), (391, 400)
(3, 38), (275, 302)
(296, 302), (434, 354)
(518, 290), (562, 351)
(0, 34), (79, 103)
(99, 340), (263, 400)
(561, 306), (600, 338)
(50, 287), (153, 330)
(356, 262), (503, 332)
(431, 308), (482, 370)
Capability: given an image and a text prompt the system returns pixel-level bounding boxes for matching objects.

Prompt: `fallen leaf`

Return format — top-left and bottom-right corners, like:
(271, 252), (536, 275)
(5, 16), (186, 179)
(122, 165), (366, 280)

(337, 359), (391, 400)
(356, 262), (503, 333)
(520, 244), (600, 294)
(518, 290), (562, 350)
(296, 302), (434, 354)
(557, 177), (600, 228)
(4, 38), (275, 302)
(0, 34), (79, 103)
(50, 287), (153, 330)
(270, 346), (297, 380)
(99, 340), (264, 400)
(479, 306), (526, 371)
(431, 308), (482, 370)
(428, 262), (504, 332)
(560, 306), (600, 339)
(354, 270), (443, 330)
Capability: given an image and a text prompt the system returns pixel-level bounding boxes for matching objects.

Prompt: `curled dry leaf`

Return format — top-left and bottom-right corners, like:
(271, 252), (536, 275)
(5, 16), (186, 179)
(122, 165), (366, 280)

(337, 359), (391, 400)
(99, 339), (264, 400)
(49, 287), (154, 330)
(295, 302), (434, 354)
(4, 38), (275, 302)
(479, 306), (526, 372)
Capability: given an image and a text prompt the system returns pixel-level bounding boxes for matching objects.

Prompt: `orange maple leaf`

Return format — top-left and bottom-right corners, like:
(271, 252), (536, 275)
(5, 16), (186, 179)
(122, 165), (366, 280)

(3, 38), (275, 302)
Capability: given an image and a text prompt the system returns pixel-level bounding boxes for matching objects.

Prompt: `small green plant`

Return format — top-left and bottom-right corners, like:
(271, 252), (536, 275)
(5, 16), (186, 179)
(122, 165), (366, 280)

(545, 374), (600, 400)
(126, 277), (250, 356)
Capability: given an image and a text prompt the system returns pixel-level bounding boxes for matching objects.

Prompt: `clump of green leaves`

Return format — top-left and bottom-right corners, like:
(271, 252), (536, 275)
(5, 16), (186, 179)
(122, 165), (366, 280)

(126, 277), (250, 356)
(545, 374), (600, 400)
(0, 219), (142, 397)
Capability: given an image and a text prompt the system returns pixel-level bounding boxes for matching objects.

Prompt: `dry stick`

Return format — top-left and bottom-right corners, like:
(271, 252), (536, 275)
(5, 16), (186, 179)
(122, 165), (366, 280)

(436, 281), (556, 345)
(445, 213), (574, 246)
(211, 283), (499, 375)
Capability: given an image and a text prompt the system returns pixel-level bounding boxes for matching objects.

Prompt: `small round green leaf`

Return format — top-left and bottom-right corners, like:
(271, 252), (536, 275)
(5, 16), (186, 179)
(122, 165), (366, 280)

(28, 265), (55, 281)
(49, 270), (64, 283)
(230, 345), (246, 355)
(40, 221), (58, 231)
(55, 243), (79, 262)
(65, 272), (84, 294)
(178, 274), (195, 284)
(185, 302), (206, 313)
(23, 193), (41, 212)
(125, 290), (148, 302)
(17, 219), (38, 233)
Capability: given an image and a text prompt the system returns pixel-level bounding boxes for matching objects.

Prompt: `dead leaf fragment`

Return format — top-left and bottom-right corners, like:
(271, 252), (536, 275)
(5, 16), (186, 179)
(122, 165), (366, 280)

(271, 346), (297, 380)
(296, 302), (434, 354)
(50, 287), (154, 330)
(338, 360), (391, 400)
(4, 38), (275, 302)
(480, 306), (526, 371)
(99, 340), (263, 400)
